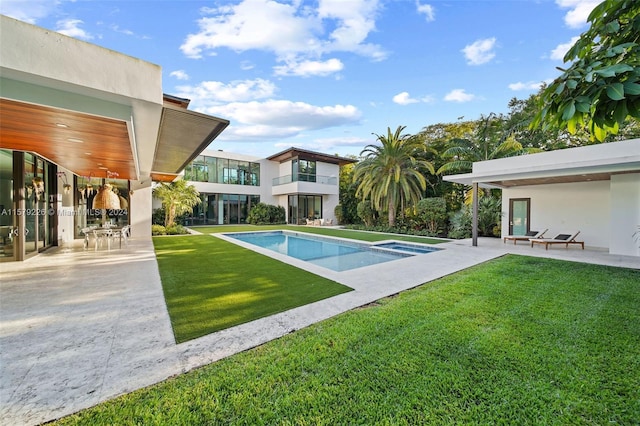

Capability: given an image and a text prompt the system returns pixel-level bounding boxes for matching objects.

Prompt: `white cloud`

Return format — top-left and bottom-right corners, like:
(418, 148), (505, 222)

(444, 89), (475, 103)
(170, 70), (190, 81)
(176, 78), (277, 103)
(203, 100), (362, 141)
(208, 100), (361, 127)
(180, 0), (386, 74)
(416, 2), (435, 22)
(109, 24), (133, 36)
(240, 61), (255, 71)
(392, 92), (419, 105)
(392, 91), (435, 105)
(0, 0), (58, 24)
(462, 37), (496, 65)
(273, 58), (344, 77)
(274, 136), (368, 152)
(317, 0), (386, 60)
(508, 81), (547, 91)
(556, 0), (600, 29)
(56, 19), (93, 40)
(550, 36), (579, 61)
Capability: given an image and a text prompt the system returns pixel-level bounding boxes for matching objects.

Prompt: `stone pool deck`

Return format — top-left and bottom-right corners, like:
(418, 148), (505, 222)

(1, 233), (638, 425)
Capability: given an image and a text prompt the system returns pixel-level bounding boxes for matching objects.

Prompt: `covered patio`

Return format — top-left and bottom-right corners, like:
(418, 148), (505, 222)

(443, 139), (640, 258)
(0, 15), (229, 262)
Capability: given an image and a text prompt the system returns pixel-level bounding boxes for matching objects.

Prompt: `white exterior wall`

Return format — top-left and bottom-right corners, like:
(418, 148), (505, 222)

(130, 185), (153, 238)
(502, 181), (610, 250)
(55, 166), (76, 244)
(610, 173), (640, 256)
(317, 162), (339, 180)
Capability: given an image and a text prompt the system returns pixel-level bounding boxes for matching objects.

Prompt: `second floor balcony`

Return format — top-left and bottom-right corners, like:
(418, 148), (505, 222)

(271, 173), (339, 196)
(272, 173), (337, 186)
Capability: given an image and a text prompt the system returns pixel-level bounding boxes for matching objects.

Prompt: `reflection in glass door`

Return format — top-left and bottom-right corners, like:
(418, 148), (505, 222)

(24, 153), (37, 255)
(509, 198), (530, 235)
(288, 195), (298, 224)
(0, 149), (15, 261)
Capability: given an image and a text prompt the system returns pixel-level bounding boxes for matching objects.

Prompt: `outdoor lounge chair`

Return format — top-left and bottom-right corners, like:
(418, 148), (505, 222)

(529, 231), (584, 250)
(503, 229), (547, 245)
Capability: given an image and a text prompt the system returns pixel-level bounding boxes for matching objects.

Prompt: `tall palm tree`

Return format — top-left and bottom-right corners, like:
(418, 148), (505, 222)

(354, 126), (435, 226)
(153, 179), (201, 227)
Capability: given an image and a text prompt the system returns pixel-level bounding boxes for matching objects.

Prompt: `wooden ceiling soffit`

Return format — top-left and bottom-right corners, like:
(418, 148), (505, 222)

(0, 98), (137, 179)
(152, 106), (229, 175)
(150, 172), (179, 183)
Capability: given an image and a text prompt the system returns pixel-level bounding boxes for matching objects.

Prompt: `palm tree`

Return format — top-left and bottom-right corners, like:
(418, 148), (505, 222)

(437, 113), (540, 175)
(152, 179), (201, 227)
(353, 126), (435, 226)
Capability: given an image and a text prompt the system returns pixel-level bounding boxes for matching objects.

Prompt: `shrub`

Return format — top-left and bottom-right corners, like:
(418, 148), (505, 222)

(247, 203), (286, 225)
(448, 206), (473, 239)
(165, 224), (189, 235)
(334, 204), (344, 225)
(478, 196), (502, 237)
(357, 201), (376, 227)
(153, 208), (189, 226)
(152, 224), (166, 235)
(416, 198), (447, 236)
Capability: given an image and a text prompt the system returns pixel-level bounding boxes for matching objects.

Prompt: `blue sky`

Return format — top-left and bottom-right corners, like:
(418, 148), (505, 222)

(1, 0), (599, 158)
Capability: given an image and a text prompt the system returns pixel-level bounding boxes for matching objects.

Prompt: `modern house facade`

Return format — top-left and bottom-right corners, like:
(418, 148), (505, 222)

(177, 147), (356, 225)
(0, 15), (229, 261)
(443, 138), (640, 257)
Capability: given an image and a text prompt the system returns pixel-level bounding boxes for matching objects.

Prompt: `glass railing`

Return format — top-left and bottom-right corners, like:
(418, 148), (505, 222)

(272, 174), (337, 186)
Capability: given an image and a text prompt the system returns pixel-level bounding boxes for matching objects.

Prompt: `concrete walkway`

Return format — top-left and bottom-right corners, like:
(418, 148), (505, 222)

(1, 234), (638, 425)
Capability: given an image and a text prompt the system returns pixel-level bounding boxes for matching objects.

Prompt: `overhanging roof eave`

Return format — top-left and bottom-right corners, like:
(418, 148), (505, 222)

(151, 106), (230, 175)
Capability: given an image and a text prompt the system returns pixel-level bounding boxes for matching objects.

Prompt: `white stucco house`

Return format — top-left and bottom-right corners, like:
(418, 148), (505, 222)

(172, 147), (356, 225)
(443, 138), (640, 257)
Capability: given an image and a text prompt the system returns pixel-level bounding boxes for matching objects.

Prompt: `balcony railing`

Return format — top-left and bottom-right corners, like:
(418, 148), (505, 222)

(272, 174), (337, 186)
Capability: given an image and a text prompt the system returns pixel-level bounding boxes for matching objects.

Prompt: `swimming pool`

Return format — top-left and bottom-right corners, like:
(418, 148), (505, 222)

(225, 231), (424, 272)
(373, 242), (441, 255)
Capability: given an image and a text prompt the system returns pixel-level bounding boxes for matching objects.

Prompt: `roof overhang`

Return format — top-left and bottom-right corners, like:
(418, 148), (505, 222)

(0, 15), (229, 184)
(267, 147), (357, 166)
(150, 104), (229, 179)
(443, 139), (640, 188)
(0, 96), (138, 179)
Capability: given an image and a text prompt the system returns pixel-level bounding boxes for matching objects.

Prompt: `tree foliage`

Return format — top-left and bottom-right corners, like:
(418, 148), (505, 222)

(337, 160), (360, 224)
(415, 198), (447, 236)
(353, 126), (435, 226)
(152, 180), (201, 228)
(247, 203), (286, 225)
(532, 0), (640, 141)
(438, 113), (541, 175)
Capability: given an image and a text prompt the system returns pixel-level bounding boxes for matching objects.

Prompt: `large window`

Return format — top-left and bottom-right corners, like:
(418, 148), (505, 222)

(288, 195), (322, 224)
(187, 193), (260, 225)
(0, 150), (56, 261)
(185, 155), (260, 186)
(292, 158), (316, 182)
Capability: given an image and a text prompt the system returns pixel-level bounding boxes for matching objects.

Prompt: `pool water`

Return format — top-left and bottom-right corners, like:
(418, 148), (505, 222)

(225, 231), (417, 272)
(373, 242), (441, 255)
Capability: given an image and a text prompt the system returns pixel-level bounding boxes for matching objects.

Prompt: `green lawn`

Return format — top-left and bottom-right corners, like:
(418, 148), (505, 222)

(191, 224), (447, 244)
(153, 235), (352, 343)
(55, 255), (639, 425)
